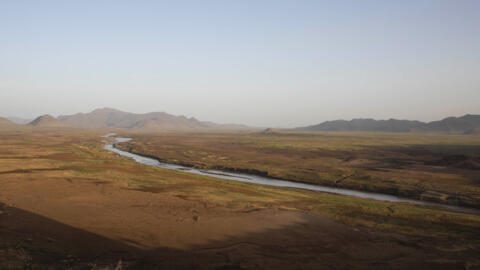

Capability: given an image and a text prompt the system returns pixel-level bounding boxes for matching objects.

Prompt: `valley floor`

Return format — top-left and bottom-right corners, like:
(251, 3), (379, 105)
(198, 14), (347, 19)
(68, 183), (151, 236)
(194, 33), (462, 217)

(118, 131), (480, 208)
(0, 129), (479, 269)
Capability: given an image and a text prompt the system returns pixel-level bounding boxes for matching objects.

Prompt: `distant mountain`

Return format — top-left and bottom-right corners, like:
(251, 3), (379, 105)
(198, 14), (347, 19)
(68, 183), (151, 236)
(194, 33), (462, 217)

(7, 117), (32, 124)
(297, 115), (480, 133)
(58, 108), (249, 131)
(297, 118), (425, 132)
(0, 117), (17, 128)
(28, 115), (68, 127)
(422, 114), (480, 133)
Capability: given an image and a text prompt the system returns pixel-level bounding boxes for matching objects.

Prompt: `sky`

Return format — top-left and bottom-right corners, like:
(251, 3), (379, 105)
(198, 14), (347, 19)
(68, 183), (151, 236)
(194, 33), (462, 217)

(1, 0), (479, 127)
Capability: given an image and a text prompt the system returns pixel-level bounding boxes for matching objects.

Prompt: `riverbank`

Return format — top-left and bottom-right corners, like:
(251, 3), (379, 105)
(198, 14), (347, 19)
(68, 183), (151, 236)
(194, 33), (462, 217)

(108, 137), (480, 215)
(116, 131), (480, 209)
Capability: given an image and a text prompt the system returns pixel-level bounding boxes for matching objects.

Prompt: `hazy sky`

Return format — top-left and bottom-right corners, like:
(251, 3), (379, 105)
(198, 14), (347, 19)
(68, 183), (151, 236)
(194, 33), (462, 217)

(1, 0), (479, 127)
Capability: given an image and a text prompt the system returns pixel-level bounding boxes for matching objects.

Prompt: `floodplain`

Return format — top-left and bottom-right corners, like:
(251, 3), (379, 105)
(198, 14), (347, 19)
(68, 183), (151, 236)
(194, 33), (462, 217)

(119, 130), (480, 208)
(1, 127), (480, 269)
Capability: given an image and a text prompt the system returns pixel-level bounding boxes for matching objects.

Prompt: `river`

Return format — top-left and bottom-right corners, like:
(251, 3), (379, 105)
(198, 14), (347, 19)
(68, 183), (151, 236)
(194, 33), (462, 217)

(103, 135), (479, 215)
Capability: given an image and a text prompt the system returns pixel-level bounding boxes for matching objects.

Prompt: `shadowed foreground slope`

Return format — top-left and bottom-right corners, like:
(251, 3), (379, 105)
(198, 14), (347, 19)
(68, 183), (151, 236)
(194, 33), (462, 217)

(4, 201), (474, 270)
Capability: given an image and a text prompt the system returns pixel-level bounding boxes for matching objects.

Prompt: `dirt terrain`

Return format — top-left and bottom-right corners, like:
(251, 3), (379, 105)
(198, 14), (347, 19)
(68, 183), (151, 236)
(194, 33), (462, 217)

(1, 129), (479, 269)
(1, 178), (478, 270)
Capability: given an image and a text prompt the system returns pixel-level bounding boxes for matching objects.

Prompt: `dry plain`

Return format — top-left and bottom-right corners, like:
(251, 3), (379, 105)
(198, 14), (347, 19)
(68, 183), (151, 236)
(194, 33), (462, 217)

(1, 127), (480, 269)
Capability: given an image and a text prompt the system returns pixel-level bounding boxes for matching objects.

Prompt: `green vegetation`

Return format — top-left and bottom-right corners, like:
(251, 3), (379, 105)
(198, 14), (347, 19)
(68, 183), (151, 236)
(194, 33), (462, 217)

(118, 131), (480, 208)
(0, 129), (478, 237)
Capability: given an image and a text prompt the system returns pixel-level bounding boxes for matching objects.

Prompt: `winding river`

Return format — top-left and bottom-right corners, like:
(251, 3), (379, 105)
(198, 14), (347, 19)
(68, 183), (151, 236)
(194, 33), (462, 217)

(103, 135), (479, 215)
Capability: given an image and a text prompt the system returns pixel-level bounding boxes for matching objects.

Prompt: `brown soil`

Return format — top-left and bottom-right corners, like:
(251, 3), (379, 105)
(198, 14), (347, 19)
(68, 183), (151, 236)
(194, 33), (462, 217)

(1, 175), (477, 269)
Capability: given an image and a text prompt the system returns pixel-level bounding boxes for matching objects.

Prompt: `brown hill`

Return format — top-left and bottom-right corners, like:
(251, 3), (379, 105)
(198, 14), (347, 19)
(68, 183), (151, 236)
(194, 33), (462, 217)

(6, 117), (32, 124)
(58, 108), (249, 131)
(0, 117), (17, 128)
(28, 115), (68, 127)
(261, 128), (281, 134)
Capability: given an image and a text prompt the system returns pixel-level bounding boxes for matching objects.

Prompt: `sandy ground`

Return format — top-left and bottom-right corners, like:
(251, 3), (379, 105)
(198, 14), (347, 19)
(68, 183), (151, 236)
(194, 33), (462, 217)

(1, 172), (478, 269)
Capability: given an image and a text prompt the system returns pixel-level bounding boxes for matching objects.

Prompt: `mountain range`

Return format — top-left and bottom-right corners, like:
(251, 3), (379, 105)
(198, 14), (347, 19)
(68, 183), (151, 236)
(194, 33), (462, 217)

(56, 108), (248, 130)
(2, 108), (480, 134)
(6, 116), (32, 124)
(296, 114), (480, 134)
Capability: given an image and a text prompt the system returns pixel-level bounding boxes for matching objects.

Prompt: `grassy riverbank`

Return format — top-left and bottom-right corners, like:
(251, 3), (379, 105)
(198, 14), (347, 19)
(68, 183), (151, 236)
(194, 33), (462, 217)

(117, 130), (480, 208)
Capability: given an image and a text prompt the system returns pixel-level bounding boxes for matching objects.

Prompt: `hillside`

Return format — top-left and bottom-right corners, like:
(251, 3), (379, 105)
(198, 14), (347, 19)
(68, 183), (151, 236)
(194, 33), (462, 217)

(58, 108), (249, 131)
(0, 117), (17, 128)
(6, 117), (32, 124)
(465, 128), (480, 135)
(297, 115), (480, 133)
(28, 115), (68, 127)
(422, 114), (480, 133)
(298, 119), (424, 132)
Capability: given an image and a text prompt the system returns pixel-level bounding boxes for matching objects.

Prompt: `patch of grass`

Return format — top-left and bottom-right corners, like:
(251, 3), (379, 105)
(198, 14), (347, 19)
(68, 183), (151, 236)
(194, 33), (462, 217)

(118, 131), (480, 208)
(1, 129), (479, 243)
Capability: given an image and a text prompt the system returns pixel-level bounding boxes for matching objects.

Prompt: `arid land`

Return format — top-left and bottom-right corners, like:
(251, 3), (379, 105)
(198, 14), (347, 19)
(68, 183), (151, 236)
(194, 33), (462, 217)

(1, 128), (480, 269)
